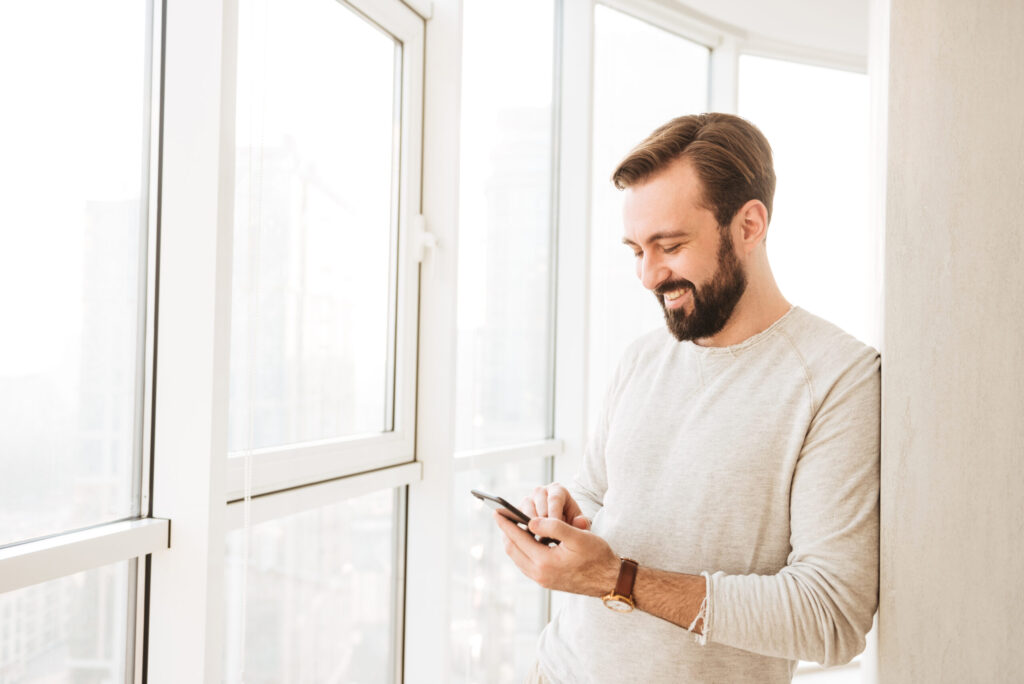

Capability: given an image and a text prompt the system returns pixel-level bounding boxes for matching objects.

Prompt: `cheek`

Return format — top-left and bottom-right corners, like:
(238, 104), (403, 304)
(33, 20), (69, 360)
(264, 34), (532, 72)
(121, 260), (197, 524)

(677, 252), (714, 284)
(666, 254), (694, 281)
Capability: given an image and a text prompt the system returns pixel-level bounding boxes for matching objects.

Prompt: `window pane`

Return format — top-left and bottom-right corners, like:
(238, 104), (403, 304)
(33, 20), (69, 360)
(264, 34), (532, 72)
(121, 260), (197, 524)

(589, 6), (709, 425)
(454, 1), (556, 451)
(229, 0), (400, 452)
(738, 55), (875, 347)
(451, 458), (550, 684)
(224, 489), (399, 684)
(0, 561), (135, 683)
(0, 1), (151, 546)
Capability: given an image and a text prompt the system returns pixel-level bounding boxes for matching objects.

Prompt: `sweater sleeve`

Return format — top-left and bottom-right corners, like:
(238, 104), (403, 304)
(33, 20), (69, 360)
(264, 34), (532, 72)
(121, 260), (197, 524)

(702, 349), (881, 667)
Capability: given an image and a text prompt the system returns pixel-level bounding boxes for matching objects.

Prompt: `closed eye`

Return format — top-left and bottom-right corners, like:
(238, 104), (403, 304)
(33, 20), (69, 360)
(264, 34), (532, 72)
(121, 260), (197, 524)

(663, 244), (681, 254)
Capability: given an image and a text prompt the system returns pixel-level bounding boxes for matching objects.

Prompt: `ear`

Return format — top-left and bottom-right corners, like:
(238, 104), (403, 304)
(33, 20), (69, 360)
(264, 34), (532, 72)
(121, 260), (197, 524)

(733, 199), (769, 253)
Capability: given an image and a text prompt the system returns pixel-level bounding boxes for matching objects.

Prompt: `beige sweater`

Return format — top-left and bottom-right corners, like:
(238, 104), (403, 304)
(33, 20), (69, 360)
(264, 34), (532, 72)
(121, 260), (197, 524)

(536, 307), (880, 683)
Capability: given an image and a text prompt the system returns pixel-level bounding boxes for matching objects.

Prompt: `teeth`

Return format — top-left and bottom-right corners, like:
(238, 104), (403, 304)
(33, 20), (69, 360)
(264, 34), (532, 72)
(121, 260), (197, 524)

(664, 289), (685, 301)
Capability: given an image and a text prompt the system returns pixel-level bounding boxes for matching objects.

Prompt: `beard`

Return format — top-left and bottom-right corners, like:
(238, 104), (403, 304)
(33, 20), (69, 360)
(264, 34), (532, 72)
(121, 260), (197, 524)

(656, 229), (748, 342)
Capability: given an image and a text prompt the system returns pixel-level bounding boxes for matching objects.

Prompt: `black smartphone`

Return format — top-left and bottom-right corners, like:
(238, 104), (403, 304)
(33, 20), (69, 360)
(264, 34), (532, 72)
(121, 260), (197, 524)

(470, 489), (560, 545)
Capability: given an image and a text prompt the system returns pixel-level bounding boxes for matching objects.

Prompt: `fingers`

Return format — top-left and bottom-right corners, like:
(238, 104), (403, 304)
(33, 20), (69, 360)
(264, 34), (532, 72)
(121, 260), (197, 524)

(494, 509), (527, 539)
(501, 528), (537, 577)
(571, 515), (591, 531)
(528, 516), (582, 548)
(532, 486), (549, 517)
(530, 483), (580, 522)
(520, 495), (538, 518)
(494, 512), (545, 564)
(547, 487), (568, 523)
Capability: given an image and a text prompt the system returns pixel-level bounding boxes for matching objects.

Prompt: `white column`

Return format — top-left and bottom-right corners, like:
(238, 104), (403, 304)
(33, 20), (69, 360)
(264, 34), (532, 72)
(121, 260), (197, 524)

(881, 0), (1024, 680)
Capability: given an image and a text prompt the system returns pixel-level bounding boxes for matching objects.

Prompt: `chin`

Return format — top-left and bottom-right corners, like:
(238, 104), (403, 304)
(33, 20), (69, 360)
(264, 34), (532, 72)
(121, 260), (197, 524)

(663, 307), (732, 343)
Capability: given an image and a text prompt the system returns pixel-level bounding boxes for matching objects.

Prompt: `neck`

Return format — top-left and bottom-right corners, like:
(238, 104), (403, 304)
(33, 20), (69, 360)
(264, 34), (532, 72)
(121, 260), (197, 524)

(695, 271), (790, 348)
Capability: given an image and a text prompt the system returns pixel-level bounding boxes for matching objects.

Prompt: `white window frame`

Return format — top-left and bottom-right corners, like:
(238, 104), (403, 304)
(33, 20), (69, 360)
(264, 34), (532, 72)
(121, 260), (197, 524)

(222, 0), (426, 500)
(406, 1), (570, 680)
(147, 0), (426, 682)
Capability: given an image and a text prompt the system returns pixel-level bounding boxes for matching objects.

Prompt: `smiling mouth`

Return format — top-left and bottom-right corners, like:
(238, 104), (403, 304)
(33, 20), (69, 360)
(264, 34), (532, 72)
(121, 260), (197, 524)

(663, 289), (687, 302)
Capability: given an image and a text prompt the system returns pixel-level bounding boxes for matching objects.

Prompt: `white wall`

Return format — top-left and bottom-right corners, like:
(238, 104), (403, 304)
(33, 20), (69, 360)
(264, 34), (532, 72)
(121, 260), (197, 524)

(880, 0), (1024, 680)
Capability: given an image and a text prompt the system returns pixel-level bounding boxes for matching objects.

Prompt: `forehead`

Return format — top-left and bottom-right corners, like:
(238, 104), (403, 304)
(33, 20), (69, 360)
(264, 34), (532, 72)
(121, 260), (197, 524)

(621, 158), (712, 244)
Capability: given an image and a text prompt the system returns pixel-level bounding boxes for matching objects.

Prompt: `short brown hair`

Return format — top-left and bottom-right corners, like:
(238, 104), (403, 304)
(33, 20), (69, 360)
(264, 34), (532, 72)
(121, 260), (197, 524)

(612, 113), (776, 228)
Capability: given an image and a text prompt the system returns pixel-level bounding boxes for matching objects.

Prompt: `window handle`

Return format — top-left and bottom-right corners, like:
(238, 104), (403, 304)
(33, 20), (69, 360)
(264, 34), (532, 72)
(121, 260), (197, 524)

(413, 214), (438, 263)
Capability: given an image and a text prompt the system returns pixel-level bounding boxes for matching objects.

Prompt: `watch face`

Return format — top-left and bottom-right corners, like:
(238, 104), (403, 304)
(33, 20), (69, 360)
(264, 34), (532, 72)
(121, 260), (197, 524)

(603, 597), (632, 612)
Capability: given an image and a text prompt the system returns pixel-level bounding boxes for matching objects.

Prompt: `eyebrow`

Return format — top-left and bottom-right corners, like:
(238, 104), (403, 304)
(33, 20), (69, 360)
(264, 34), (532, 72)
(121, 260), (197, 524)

(621, 230), (691, 247)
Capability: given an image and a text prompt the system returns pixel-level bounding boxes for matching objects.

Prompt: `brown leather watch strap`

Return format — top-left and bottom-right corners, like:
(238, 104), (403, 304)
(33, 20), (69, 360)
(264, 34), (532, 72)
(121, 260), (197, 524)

(614, 558), (639, 599)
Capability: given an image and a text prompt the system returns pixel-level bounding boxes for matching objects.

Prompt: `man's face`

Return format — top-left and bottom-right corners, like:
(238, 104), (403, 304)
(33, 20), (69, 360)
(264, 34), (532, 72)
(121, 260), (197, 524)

(621, 159), (747, 342)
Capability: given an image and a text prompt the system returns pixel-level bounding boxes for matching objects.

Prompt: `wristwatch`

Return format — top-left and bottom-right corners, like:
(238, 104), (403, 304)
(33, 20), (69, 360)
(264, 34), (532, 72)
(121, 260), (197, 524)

(602, 557), (639, 612)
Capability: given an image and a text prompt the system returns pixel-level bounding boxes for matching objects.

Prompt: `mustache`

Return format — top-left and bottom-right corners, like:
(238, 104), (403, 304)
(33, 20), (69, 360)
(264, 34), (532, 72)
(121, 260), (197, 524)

(654, 279), (695, 297)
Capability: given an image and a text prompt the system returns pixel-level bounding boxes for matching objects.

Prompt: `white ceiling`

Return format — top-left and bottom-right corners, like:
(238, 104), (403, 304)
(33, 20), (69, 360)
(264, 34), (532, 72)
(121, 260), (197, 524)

(675, 0), (869, 62)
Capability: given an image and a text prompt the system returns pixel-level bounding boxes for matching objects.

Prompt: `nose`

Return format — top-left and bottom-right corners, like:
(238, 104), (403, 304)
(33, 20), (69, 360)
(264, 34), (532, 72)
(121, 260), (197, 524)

(638, 251), (669, 292)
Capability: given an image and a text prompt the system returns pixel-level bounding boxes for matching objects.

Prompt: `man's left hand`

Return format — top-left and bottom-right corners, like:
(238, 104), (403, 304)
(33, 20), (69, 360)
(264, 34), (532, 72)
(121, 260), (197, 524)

(494, 512), (619, 597)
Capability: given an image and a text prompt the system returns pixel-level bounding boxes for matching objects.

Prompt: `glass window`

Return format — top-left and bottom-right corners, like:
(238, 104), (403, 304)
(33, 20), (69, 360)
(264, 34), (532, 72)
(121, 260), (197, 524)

(454, 0), (557, 451)
(224, 489), (400, 684)
(589, 6), (710, 424)
(229, 0), (401, 453)
(0, 561), (134, 684)
(0, 0), (152, 547)
(451, 458), (551, 684)
(738, 55), (874, 347)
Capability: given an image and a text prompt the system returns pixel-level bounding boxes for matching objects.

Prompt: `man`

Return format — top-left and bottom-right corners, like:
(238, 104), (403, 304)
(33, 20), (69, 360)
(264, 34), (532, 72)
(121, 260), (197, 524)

(494, 113), (880, 683)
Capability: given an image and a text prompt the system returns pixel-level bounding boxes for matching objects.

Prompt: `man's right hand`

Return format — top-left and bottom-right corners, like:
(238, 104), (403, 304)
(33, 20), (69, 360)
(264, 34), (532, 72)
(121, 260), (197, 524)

(521, 483), (591, 531)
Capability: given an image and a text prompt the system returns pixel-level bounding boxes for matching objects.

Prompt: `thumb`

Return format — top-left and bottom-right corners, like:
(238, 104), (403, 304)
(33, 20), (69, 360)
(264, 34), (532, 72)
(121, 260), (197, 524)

(529, 516), (581, 544)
